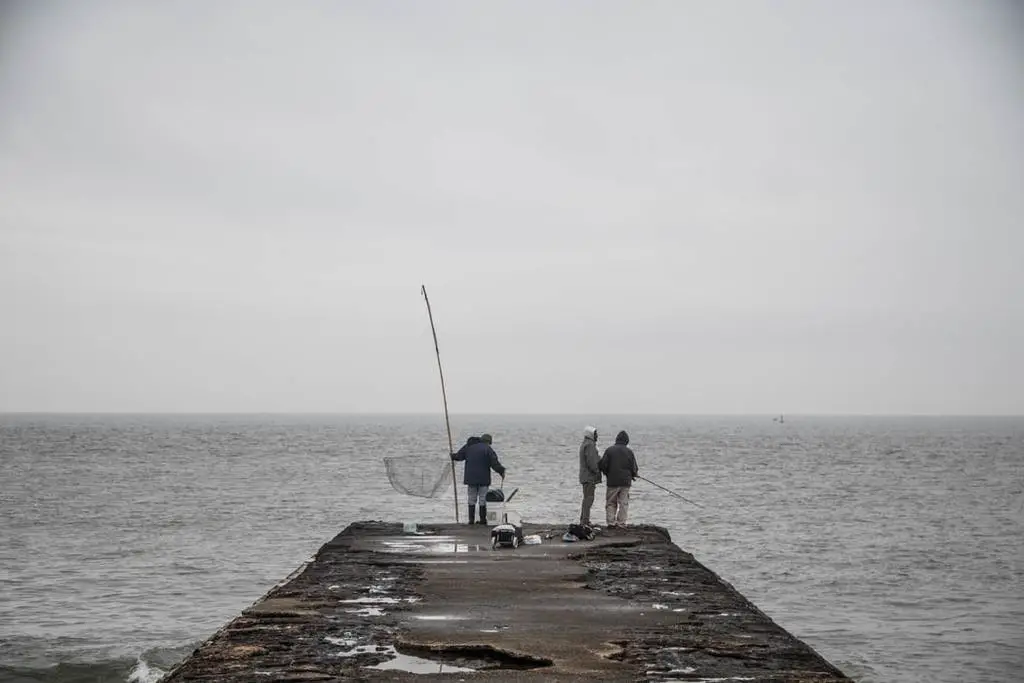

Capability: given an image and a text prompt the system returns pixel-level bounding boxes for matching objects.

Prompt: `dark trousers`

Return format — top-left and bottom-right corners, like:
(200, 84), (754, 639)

(580, 482), (596, 526)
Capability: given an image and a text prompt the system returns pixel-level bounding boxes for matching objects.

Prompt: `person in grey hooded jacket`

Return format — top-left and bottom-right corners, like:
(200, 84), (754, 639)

(578, 426), (601, 526)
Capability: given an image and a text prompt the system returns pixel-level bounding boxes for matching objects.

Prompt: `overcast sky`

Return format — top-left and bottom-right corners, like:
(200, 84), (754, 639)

(1, 1), (1021, 414)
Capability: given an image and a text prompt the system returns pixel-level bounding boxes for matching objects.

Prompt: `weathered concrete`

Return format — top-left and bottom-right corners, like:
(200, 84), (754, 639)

(161, 522), (851, 682)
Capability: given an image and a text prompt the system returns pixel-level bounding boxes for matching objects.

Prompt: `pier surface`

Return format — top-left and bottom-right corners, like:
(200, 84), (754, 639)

(161, 521), (850, 682)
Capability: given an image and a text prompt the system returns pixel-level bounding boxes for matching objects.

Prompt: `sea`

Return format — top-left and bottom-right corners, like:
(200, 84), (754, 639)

(1, 414), (1021, 683)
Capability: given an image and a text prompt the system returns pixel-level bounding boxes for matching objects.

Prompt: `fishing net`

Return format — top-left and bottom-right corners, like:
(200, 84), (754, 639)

(383, 456), (453, 498)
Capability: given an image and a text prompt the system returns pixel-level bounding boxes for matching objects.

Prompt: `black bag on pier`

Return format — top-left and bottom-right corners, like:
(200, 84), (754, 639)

(567, 523), (595, 541)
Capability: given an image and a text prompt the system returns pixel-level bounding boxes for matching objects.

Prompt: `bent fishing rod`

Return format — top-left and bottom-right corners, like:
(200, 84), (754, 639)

(636, 475), (704, 508)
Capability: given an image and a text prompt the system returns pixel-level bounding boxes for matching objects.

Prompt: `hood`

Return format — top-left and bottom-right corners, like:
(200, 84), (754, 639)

(465, 436), (483, 446)
(614, 430), (629, 445)
(583, 426), (597, 441)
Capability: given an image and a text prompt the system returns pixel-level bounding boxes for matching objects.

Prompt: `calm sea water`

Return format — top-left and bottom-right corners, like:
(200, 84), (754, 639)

(1, 414), (1021, 682)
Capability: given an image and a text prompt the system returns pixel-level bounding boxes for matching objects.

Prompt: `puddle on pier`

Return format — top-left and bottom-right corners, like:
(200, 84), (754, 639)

(340, 595), (419, 605)
(368, 647), (476, 673)
(378, 536), (486, 555)
(325, 636), (358, 647)
(326, 637), (552, 674)
(330, 642), (471, 672)
(655, 678), (756, 682)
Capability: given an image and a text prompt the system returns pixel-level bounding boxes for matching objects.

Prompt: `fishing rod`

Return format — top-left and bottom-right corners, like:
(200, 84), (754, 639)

(421, 285), (459, 523)
(636, 475), (704, 508)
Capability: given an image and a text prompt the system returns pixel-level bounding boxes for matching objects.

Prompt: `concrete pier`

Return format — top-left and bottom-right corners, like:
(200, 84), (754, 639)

(160, 521), (850, 681)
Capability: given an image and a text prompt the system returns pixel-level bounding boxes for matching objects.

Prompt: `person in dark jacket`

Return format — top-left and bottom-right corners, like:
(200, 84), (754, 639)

(578, 426), (601, 526)
(598, 430), (638, 527)
(451, 433), (506, 525)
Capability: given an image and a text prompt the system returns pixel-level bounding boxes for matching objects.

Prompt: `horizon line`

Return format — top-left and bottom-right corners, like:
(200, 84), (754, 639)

(1, 411), (1022, 418)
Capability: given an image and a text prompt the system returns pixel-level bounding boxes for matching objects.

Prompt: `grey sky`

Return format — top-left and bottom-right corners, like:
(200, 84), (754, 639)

(1, 1), (1021, 414)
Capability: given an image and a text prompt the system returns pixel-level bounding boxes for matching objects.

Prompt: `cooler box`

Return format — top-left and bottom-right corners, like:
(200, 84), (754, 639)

(486, 508), (522, 527)
(484, 486), (520, 526)
(485, 488), (504, 526)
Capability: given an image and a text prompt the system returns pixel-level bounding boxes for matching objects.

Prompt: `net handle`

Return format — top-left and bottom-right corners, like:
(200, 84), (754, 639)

(422, 285), (459, 522)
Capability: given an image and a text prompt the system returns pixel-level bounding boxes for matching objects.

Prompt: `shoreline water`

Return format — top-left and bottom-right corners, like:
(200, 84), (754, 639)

(2, 414), (1022, 682)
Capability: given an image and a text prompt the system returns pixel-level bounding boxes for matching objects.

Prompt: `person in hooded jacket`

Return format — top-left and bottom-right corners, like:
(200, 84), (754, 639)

(451, 433), (506, 525)
(578, 426), (601, 526)
(598, 430), (638, 527)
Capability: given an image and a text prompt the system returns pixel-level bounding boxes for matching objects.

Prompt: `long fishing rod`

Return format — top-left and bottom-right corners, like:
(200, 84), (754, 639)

(421, 285), (459, 523)
(636, 475), (704, 508)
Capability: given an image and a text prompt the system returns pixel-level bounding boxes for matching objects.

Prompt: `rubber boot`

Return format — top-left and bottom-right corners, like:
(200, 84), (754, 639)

(478, 505), (488, 525)
(467, 506), (476, 525)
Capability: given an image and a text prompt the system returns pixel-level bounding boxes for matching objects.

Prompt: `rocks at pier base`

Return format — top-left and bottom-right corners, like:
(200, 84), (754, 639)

(160, 521), (850, 682)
